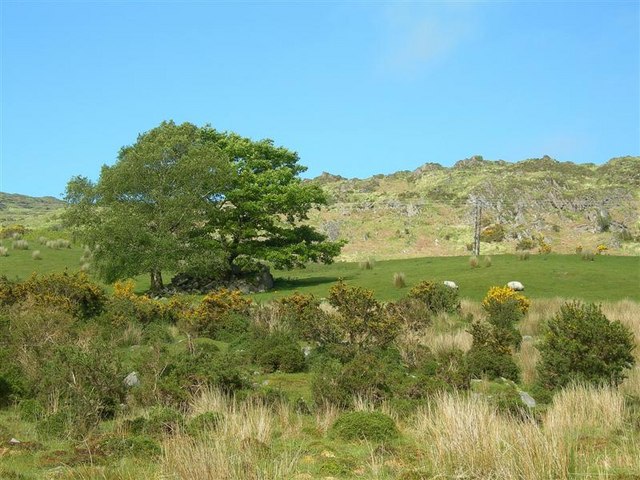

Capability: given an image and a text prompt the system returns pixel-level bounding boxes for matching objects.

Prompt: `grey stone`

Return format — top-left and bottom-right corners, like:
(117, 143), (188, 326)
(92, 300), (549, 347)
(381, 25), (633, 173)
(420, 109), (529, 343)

(124, 371), (140, 387)
(519, 391), (537, 408)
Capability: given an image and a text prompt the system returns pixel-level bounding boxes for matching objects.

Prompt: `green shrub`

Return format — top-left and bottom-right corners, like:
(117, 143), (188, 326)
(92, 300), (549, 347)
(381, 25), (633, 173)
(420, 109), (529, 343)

(99, 434), (161, 458)
(515, 238), (535, 251)
(467, 348), (520, 382)
(36, 410), (73, 439)
(311, 351), (405, 407)
(252, 333), (305, 373)
(0, 375), (14, 408)
(13, 272), (106, 319)
(467, 322), (520, 382)
(18, 399), (45, 422)
(186, 412), (223, 437)
(537, 302), (635, 389)
(147, 344), (247, 406)
(328, 282), (399, 349)
(145, 406), (185, 435)
(384, 297), (431, 331)
(331, 411), (399, 442)
(405, 347), (470, 398)
(408, 280), (460, 314)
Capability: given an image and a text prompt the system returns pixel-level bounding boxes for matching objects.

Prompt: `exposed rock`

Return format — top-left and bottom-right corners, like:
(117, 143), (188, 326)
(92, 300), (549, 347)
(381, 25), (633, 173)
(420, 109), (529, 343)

(519, 391), (537, 408)
(124, 371), (140, 387)
(169, 264), (274, 294)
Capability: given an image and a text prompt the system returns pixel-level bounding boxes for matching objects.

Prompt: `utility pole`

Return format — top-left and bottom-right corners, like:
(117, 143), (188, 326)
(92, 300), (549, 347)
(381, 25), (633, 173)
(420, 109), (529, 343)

(473, 200), (482, 256)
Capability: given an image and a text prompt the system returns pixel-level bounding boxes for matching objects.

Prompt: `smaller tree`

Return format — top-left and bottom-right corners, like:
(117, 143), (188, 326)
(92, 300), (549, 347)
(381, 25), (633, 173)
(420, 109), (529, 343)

(537, 302), (635, 389)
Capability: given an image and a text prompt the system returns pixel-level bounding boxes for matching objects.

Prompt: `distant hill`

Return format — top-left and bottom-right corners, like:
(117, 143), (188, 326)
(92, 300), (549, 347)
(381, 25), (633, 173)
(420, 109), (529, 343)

(2, 155), (639, 256)
(306, 155), (640, 259)
(0, 192), (65, 229)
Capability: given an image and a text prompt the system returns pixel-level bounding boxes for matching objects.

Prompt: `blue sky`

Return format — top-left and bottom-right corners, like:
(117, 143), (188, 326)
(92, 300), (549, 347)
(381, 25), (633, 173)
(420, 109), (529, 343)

(1, 1), (638, 198)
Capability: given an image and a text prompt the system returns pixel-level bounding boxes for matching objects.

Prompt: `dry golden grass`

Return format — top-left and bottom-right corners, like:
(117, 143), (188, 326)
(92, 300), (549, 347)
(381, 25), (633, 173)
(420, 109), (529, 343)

(163, 435), (300, 480)
(515, 337), (540, 385)
(314, 401), (339, 435)
(621, 365), (640, 397)
(409, 392), (570, 479)
(545, 384), (626, 438)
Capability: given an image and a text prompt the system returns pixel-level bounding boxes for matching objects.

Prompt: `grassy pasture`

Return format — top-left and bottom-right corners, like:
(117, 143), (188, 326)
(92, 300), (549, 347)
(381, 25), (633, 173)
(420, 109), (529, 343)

(1, 234), (638, 302)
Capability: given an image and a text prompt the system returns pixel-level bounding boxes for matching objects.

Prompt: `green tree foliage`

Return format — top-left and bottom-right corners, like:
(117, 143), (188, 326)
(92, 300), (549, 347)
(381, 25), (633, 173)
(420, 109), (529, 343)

(64, 121), (343, 290)
(537, 302), (635, 389)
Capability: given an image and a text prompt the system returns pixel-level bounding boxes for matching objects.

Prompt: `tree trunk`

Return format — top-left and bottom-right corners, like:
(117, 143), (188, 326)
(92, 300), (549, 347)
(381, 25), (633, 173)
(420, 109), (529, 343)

(150, 270), (164, 292)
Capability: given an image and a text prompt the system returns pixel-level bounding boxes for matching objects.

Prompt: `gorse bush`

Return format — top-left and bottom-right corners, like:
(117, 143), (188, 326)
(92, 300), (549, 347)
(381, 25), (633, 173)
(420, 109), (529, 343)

(328, 281), (399, 349)
(466, 321), (520, 382)
(482, 286), (530, 315)
(5, 272), (106, 319)
(537, 302), (635, 389)
(0, 224), (27, 239)
(480, 224), (505, 243)
(181, 288), (253, 337)
(331, 411), (399, 442)
(515, 237), (535, 251)
(408, 280), (460, 314)
(107, 280), (172, 326)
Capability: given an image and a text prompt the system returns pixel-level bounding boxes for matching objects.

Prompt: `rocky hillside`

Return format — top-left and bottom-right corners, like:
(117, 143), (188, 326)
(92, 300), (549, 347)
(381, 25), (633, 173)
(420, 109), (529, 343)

(2, 156), (639, 258)
(306, 155), (640, 259)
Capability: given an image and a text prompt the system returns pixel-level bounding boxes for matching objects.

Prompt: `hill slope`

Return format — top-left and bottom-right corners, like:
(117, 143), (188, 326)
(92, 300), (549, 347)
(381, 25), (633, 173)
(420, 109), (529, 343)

(307, 155), (640, 259)
(2, 156), (639, 257)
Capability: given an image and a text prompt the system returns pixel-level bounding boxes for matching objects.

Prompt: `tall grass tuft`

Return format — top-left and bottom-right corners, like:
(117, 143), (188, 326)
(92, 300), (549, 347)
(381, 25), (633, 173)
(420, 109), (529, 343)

(12, 239), (29, 250)
(483, 256), (492, 267)
(393, 272), (406, 288)
(359, 258), (375, 270)
(0, 246), (8, 257)
(469, 256), (479, 268)
(410, 392), (570, 478)
(32, 250), (42, 260)
(545, 384), (625, 438)
(517, 251), (530, 261)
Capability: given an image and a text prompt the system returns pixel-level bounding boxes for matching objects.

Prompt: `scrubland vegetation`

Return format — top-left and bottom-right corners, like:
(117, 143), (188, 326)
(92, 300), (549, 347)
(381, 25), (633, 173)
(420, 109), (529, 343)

(0, 267), (638, 479)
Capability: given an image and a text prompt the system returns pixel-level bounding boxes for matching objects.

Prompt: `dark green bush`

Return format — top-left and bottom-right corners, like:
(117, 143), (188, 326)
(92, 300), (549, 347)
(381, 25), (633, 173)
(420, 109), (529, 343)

(467, 347), (520, 382)
(331, 411), (399, 442)
(251, 330), (305, 373)
(467, 321), (520, 382)
(384, 298), (432, 331)
(145, 406), (184, 435)
(405, 348), (471, 398)
(0, 375), (13, 408)
(18, 399), (45, 422)
(311, 351), (405, 407)
(36, 410), (73, 439)
(99, 434), (161, 458)
(537, 302), (635, 389)
(150, 343), (247, 406)
(408, 281), (460, 314)
(186, 411), (222, 437)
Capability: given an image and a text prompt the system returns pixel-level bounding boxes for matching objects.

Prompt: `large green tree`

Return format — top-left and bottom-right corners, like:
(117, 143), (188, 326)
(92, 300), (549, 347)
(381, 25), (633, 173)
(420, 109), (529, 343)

(65, 121), (343, 291)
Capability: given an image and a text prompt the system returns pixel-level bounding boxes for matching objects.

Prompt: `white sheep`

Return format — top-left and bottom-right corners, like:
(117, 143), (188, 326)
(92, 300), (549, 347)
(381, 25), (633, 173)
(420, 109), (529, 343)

(443, 280), (458, 289)
(507, 281), (524, 291)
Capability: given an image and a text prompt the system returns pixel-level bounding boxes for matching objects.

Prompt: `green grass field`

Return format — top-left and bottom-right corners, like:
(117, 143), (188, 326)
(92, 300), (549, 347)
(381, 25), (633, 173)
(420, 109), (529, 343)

(2, 236), (638, 302)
